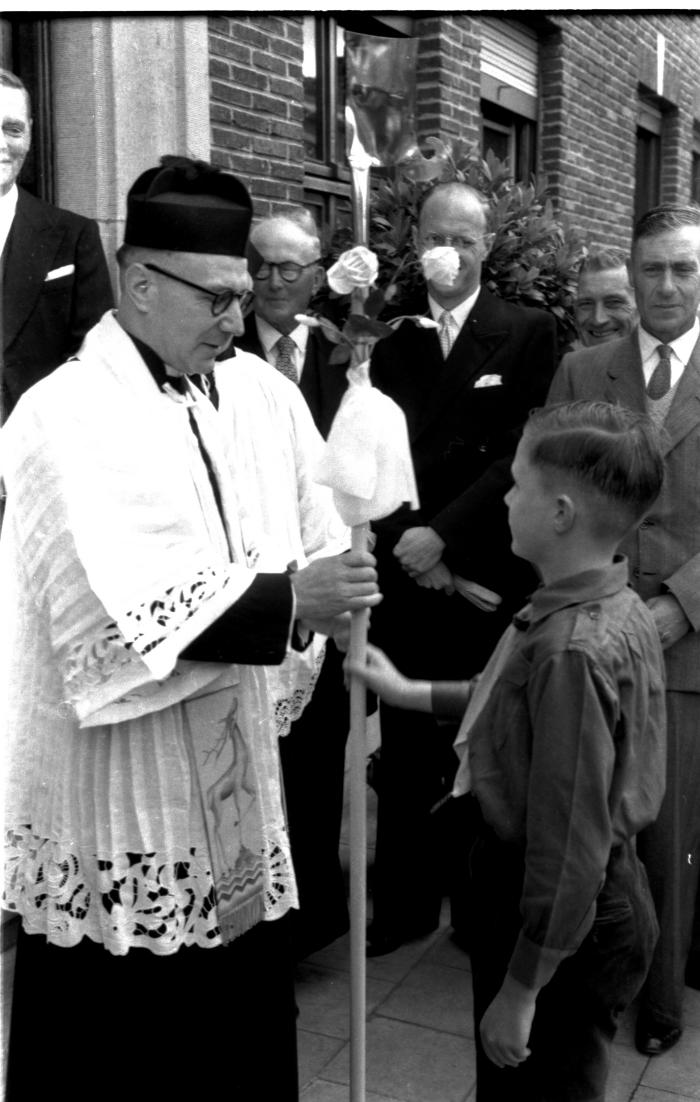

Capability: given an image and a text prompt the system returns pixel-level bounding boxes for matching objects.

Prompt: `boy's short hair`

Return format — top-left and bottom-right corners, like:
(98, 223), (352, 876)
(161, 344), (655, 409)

(524, 401), (664, 539)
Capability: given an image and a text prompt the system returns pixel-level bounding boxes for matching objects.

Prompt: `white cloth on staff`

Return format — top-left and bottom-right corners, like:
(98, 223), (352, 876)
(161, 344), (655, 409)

(1, 311), (347, 954)
(315, 360), (419, 527)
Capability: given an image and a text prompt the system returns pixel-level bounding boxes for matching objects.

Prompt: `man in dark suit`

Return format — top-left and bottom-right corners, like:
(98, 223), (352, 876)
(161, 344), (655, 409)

(236, 209), (351, 958)
(548, 202), (700, 1058)
(0, 68), (114, 422)
(368, 181), (558, 955)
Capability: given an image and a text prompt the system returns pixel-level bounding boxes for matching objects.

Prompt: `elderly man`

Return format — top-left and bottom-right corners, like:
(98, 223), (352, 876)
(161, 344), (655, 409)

(573, 248), (637, 348)
(367, 181), (558, 955)
(0, 69), (113, 420)
(236, 209), (353, 959)
(1, 157), (379, 1100)
(548, 202), (700, 1058)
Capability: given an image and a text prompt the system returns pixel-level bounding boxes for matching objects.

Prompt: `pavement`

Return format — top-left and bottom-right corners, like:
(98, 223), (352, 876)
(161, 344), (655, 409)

(296, 774), (700, 1102)
(3, 765), (699, 1102)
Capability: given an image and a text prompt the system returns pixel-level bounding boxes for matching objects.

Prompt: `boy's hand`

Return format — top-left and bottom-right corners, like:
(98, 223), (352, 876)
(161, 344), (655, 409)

(344, 644), (431, 712)
(479, 974), (536, 1069)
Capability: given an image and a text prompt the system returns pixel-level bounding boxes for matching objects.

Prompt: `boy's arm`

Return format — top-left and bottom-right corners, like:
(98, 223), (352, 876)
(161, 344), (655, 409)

(347, 644), (473, 716)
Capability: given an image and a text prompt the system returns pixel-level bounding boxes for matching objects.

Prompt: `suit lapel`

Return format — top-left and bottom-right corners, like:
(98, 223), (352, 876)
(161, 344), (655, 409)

(4, 190), (65, 350)
(601, 335), (647, 411)
(663, 338), (700, 454)
(413, 289), (508, 442)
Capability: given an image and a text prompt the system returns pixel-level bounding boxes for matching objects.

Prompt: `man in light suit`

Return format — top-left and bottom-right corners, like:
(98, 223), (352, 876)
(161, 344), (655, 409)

(367, 181), (558, 955)
(236, 209), (352, 958)
(548, 202), (700, 1057)
(0, 68), (113, 421)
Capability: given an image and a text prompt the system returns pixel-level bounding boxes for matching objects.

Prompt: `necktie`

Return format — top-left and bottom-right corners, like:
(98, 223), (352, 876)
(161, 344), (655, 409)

(438, 311), (456, 359)
(647, 344), (672, 400)
(275, 334), (298, 383)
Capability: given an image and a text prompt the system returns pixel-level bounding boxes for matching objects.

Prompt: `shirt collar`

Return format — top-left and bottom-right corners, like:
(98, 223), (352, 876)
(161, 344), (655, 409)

(638, 317), (700, 368)
(255, 314), (310, 359)
(514, 556), (630, 629)
(428, 285), (480, 330)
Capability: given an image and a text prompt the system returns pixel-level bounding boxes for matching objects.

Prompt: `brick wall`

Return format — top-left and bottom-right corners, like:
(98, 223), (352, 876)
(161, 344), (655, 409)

(540, 13), (700, 250)
(414, 15), (481, 146)
(208, 14), (306, 216)
(207, 13), (700, 248)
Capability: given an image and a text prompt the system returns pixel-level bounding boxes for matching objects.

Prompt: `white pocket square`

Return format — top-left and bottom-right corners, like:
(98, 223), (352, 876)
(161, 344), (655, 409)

(45, 264), (75, 282)
(474, 374), (503, 388)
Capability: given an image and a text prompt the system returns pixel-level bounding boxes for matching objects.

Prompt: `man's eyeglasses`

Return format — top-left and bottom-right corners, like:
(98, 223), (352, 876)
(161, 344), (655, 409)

(253, 260), (320, 284)
(421, 233), (478, 252)
(143, 263), (254, 317)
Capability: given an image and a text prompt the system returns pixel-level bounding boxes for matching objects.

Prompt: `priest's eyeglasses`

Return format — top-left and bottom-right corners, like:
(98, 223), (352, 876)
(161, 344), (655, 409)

(143, 263), (254, 317)
(253, 261), (320, 283)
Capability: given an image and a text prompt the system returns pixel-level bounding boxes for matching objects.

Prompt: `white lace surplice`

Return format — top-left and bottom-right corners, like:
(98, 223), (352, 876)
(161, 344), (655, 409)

(0, 314), (347, 955)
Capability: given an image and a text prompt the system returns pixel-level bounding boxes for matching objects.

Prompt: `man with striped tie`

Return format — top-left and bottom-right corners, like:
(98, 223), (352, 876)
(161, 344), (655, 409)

(366, 182), (558, 956)
(548, 202), (700, 1058)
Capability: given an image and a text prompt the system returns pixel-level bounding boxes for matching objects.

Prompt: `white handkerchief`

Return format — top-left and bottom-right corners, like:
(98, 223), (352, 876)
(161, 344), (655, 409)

(45, 264), (75, 282)
(474, 373), (502, 388)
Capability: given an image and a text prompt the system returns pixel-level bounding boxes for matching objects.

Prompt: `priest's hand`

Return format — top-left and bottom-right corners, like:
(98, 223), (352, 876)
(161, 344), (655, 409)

(394, 527), (445, 576)
(293, 550), (381, 630)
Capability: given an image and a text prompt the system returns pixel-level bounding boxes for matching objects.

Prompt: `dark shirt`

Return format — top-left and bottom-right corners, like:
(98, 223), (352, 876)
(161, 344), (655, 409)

(468, 557), (667, 989)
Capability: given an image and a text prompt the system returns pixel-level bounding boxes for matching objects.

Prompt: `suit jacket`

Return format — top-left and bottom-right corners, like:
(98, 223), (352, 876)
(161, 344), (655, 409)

(2, 187), (114, 419)
(236, 313), (348, 440)
(369, 287), (558, 676)
(549, 332), (700, 692)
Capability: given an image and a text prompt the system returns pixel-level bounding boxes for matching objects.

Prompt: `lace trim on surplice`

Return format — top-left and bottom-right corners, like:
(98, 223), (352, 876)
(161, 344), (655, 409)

(3, 826), (295, 956)
(63, 567), (231, 701)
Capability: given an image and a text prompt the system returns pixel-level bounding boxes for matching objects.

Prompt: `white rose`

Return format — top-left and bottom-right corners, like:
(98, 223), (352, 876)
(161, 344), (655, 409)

(420, 246), (460, 287)
(327, 246), (379, 295)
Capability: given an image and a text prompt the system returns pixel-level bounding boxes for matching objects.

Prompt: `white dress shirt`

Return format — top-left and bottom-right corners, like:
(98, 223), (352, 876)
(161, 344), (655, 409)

(427, 285), (481, 335)
(638, 318), (700, 390)
(0, 183), (19, 258)
(255, 316), (310, 382)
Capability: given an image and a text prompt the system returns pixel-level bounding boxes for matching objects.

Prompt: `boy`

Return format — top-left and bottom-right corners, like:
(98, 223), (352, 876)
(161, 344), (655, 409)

(349, 401), (667, 1101)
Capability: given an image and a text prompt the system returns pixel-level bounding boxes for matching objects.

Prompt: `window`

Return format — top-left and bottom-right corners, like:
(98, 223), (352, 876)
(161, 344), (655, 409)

(481, 101), (536, 182)
(635, 100), (662, 222)
(302, 15), (352, 236)
(479, 18), (538, 182)
(302, 14), (413, 240)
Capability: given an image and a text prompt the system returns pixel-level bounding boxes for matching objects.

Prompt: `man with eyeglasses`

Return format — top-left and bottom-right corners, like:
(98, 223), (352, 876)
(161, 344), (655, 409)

(236, 209), (353, 960)
(367, 181), (558, 957)
(241, 210), (349, 438)
(1, 68), (113, 421)
(1, 157), (380, 1101)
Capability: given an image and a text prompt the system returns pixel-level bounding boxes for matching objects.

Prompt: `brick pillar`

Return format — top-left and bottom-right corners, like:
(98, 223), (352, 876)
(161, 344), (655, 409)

(209, 14), (305, 216)
(414, 15), (481, 147)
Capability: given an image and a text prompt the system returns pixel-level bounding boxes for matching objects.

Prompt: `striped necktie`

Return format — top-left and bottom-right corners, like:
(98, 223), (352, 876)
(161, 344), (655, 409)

(275, 334), (298, 383)
(438, 311), (456, 359)
(647, 344), (672, 400)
